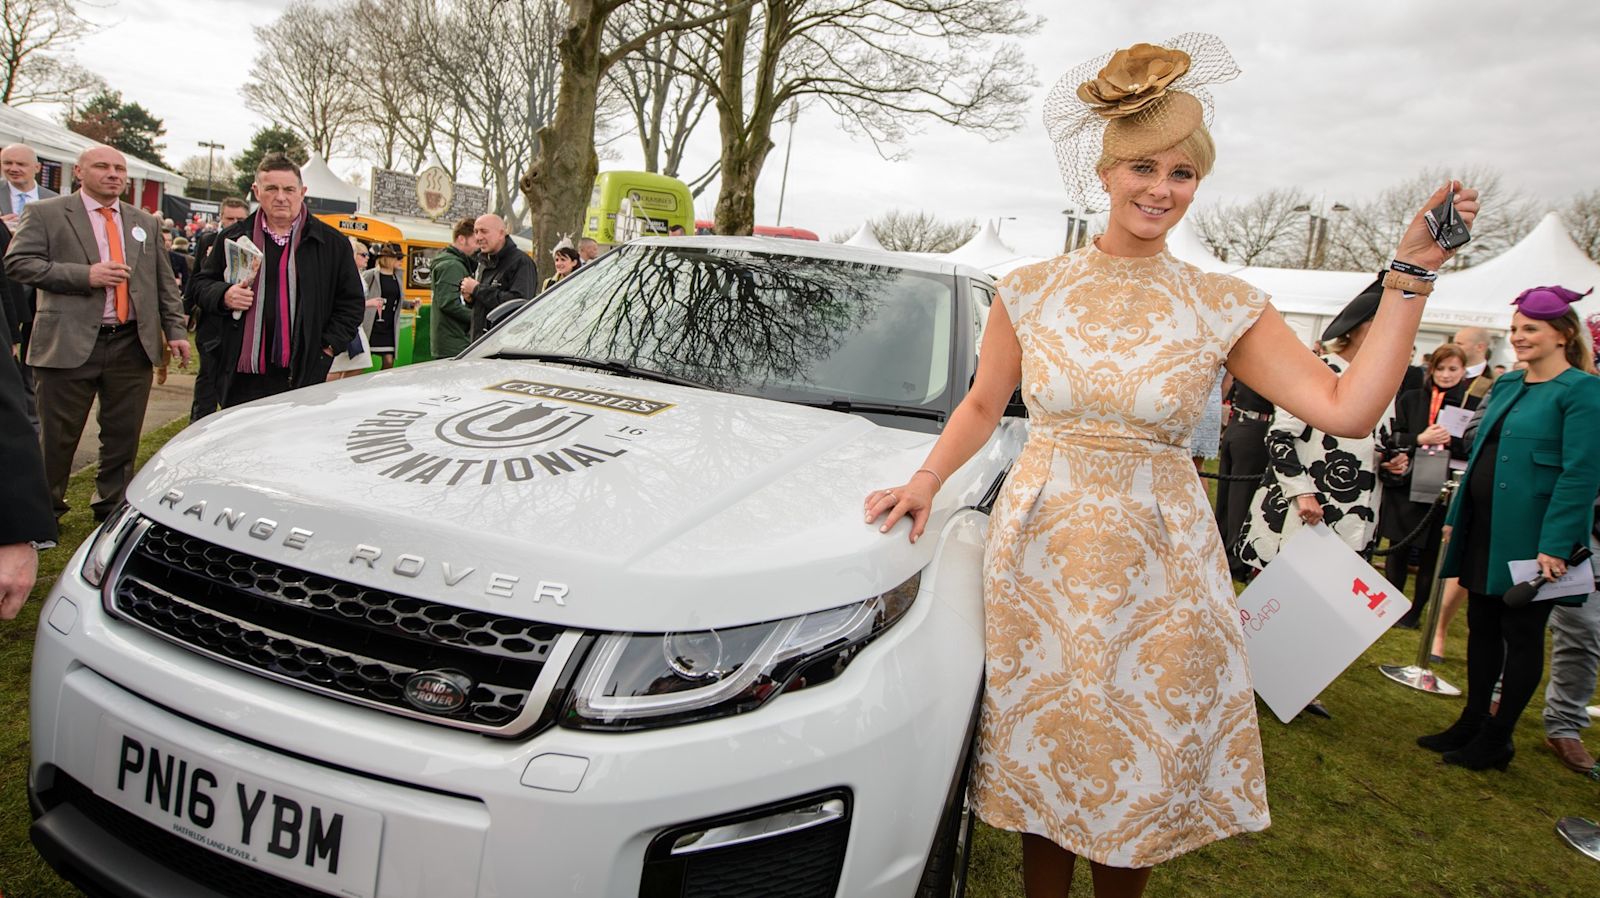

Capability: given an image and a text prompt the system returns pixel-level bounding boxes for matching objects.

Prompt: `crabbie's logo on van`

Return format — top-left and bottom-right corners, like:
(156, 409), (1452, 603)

(344, 384), (669, 486)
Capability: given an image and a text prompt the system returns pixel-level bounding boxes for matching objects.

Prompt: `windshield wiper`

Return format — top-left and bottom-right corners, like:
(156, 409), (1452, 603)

(794, 399), (947, 422)
(484, 351), (713, 390)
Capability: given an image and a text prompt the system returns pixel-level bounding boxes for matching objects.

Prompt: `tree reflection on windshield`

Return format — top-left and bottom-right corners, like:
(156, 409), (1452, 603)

(481, 245), (955, 408)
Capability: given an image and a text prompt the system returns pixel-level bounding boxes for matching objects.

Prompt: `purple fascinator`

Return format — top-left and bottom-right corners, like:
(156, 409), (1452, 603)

(1512, 285), (1593, 320)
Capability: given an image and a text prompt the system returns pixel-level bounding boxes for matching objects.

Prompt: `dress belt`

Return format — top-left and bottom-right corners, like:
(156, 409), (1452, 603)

(1028, 427), (1188, 457)
(97, 321), (136, 337)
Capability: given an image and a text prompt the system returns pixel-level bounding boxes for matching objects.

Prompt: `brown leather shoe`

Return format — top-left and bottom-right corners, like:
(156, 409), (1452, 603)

(1546, 736), (1597, 774)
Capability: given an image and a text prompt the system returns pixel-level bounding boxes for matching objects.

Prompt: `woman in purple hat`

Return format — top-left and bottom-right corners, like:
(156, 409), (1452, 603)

(1420, 286), (1600, 771)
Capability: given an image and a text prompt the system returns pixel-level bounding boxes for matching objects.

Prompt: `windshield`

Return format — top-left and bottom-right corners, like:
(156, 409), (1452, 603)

(472, 243), (956, 410)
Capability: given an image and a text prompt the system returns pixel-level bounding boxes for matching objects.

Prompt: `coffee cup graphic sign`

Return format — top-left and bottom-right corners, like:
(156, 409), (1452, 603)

(416, 166), (455, 218)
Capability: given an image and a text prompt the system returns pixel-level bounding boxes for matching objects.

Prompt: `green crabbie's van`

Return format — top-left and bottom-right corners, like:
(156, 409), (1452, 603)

(583, 171), (695, 245)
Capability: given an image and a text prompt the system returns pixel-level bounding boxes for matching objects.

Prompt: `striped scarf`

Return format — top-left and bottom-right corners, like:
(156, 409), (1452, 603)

(237, 207), (307, 373)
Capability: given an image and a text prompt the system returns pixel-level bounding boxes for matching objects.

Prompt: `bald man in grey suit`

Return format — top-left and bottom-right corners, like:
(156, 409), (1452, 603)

(5, 146), (190, 521)
(1, 143), (58, 427)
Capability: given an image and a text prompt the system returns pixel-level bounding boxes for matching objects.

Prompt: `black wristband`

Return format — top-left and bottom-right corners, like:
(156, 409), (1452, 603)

(1389, 259), (1437, 280)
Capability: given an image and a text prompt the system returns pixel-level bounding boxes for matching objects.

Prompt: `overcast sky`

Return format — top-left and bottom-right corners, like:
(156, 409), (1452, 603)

(64, 0), (1600, 259)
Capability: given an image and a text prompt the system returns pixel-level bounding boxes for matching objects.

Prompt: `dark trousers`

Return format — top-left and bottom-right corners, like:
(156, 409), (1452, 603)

(1465, 590), (1557, 726)
(222, 367), (293, 407)
(1387, 516), (1445, 625)
(190, 344), (222, 421)
(34, 327), (153, 520)
(1216, 417), (1268, 578)
(17, 357), (39, 432)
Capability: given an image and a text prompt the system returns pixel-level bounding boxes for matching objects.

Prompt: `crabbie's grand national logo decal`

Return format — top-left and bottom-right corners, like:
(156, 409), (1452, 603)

(344, 384), (671, 486)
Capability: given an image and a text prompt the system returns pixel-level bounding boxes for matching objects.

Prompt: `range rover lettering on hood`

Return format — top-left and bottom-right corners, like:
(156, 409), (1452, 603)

(155, 489), (571, 605)
(343, 382), (674, 487)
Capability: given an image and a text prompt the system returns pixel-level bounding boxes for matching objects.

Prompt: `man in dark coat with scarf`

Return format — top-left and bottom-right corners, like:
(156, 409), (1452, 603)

(191, 154), (364, 407)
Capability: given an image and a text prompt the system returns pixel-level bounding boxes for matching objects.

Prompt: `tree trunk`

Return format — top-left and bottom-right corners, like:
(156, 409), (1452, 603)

(520, 1), (605, 286)
(710, 4), (777, 235)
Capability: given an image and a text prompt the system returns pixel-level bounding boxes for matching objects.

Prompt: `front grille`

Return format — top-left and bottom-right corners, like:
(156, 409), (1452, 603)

(38, 769), (333, 898)
(109, 521), (569, 735)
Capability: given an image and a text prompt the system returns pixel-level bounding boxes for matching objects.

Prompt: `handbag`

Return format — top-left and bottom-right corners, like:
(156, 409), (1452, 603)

(1408, 444), (1453, 503)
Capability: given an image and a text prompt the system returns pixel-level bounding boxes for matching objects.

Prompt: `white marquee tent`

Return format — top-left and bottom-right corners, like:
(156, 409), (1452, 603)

(840, 222), (886, 250)
(300, 153), (364, 212)
(931, 213), (1600, 360)
(0, 102), (185, 206)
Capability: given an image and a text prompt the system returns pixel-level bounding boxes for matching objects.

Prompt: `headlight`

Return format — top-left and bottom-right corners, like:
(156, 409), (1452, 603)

(80, 503), (140, 587)
(562, 574), (920, 730)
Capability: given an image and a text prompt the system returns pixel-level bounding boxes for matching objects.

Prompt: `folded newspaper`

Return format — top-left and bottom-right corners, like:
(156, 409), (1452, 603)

(224, 236), (264, 284)
(223, 236), (264, 319)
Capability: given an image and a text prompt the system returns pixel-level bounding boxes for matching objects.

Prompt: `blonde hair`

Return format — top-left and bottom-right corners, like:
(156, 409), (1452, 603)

(1095, 124), (1217, 180)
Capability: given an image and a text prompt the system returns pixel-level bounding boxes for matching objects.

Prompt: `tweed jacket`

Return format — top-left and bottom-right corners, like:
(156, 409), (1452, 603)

(3, 192), (185, 368)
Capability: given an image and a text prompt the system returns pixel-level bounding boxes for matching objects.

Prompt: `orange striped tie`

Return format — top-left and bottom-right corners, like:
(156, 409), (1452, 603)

(95, 206), (130, 323)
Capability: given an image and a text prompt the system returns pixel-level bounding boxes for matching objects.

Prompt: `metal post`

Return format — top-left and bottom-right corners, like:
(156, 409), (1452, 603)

(774, 105), (798, 227)
(199, 140), (224, 202)
(1380, 474), (1463, 695)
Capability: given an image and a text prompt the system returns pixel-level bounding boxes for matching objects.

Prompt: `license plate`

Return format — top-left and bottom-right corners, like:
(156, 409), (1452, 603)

(92, 719), (383, 897)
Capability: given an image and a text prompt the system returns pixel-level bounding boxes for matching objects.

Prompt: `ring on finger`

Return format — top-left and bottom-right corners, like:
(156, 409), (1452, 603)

(885, 491), (897, 502)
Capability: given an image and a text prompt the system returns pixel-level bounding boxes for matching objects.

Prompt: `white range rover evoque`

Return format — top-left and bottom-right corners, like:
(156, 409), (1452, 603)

(29, 237), (1028, 898)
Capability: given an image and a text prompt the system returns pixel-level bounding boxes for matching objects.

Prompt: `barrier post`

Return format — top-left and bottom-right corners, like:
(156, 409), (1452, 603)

(1379, 474), (1463, 696)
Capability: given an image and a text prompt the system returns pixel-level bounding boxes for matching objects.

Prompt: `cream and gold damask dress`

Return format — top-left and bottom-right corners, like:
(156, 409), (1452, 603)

(973, 241), (1272, 868)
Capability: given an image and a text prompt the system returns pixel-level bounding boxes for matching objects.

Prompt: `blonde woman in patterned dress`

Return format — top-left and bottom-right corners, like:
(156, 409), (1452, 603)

(864, 34), (1479, 897)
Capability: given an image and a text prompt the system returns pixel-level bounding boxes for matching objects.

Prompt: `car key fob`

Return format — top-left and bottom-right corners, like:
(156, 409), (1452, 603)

(1424, 188), (1472, 251)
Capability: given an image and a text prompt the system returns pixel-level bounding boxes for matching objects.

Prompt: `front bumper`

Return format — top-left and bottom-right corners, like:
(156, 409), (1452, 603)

(29, 521), (987, 898)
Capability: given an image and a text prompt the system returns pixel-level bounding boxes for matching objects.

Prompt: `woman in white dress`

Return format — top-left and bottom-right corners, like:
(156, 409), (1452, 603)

(864, 34), (1479, 897)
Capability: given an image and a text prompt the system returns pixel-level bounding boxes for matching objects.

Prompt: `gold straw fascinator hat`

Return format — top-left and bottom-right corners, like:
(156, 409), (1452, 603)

(1044, 33), (1241, 207)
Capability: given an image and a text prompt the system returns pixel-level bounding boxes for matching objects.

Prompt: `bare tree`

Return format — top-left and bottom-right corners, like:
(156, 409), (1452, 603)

(1193, 189), (1313, 267)
(679, 0), (1038, 235)
(1321, 166), (1539, 273)
(520, 0), (744, 282)
(1563, 189), (1600, 263)
(0, 0), (104, 106)
(830, 209), (975, 253)
(403, 0), (567, 229)
(177, 154), (238, 195)
(346, 0), (442, 172)
(240, 0), (364, 159)
(604, 1), (716, 185)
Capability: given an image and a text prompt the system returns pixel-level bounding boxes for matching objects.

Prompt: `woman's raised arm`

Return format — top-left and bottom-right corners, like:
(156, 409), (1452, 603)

(1228, 182), (1480, 437)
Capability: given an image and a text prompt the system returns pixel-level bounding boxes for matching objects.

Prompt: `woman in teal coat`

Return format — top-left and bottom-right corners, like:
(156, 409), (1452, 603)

(1420, 285), (1600, 771)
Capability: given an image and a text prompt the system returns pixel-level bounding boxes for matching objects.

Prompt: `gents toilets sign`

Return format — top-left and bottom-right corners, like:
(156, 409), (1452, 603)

(1238, 525), (1410, 723)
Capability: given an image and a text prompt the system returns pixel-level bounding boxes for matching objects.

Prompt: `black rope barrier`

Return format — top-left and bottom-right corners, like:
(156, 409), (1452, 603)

(1196, 468), (1446, 556)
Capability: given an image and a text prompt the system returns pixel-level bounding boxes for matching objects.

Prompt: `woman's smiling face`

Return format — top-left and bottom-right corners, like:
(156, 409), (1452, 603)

(1100, 147), (1200, 246)
(1508, 312), (1564, 365)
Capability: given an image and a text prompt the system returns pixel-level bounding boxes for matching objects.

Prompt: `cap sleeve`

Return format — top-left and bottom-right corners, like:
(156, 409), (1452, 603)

(1206, 272), (1272, 355)
(993, 259), (1054, 324)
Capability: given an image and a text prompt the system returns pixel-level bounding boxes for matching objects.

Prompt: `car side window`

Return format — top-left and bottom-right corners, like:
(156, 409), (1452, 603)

(971, 284), (993, 356)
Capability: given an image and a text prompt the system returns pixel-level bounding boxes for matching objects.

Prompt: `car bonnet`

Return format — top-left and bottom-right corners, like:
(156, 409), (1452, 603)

(122, 360), (972, 631)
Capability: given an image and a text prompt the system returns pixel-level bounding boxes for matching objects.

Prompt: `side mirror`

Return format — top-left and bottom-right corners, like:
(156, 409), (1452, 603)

(484, 298), (529, 331)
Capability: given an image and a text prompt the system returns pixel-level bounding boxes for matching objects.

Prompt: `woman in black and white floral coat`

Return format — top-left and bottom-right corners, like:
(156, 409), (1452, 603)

(1237, 278), (1409, 570)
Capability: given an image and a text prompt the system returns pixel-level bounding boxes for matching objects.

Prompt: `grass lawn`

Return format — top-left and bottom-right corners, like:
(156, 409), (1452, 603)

(2, 442), (1597, 897)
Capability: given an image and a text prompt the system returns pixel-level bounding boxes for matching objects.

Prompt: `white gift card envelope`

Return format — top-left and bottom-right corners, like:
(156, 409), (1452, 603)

(1506, 558), (1595, 601)
(1237, 525), (1412, 723)
(1435, 405), (1474, 438)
